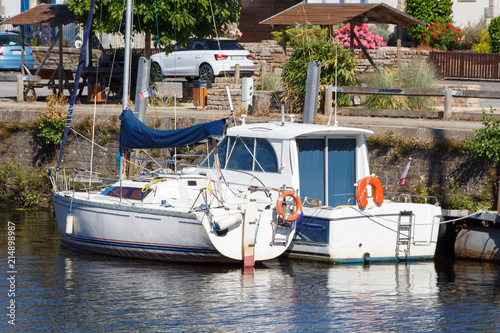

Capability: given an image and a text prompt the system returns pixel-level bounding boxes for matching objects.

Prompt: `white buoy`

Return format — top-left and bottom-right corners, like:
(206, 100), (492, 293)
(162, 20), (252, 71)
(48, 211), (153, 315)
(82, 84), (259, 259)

(66, 214), (74, 234)
(214, 212), (243, 231)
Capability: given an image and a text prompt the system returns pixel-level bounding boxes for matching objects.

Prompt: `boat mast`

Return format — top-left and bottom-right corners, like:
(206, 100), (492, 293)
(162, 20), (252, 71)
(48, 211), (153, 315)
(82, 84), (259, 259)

(122, 0), (133, 110)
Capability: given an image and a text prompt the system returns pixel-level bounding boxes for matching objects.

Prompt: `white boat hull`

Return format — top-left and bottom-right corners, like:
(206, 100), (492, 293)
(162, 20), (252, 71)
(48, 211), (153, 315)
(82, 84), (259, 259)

(52, 192), (236, 263)
(286, 201), (441, 263)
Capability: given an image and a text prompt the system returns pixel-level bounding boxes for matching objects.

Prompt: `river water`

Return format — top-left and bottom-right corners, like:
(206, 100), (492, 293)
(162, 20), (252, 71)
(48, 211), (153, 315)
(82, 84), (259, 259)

(1, 207), (499, 332)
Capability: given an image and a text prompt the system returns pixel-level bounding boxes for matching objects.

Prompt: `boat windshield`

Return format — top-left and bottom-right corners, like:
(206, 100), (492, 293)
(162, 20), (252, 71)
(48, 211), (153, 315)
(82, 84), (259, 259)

(201, 137), (278, 173)
(101, 186), (153, 200)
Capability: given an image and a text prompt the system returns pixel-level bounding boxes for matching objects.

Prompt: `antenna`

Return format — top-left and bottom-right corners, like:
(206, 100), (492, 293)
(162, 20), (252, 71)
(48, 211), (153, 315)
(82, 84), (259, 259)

(281, 104), (285, 126)
(328, 42), (338, 126)
(226, 85), (234, 118)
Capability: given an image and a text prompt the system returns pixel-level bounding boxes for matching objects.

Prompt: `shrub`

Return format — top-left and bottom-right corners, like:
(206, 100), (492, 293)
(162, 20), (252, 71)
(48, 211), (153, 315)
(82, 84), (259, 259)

(260, 72), (282, 91)
(462, 18), (487, 50)
(422, 22), (463, 51)
(361, 61), (439, 111)
(406, 0), (454, 44)
(488, 17), (500, 53)
(399, 61), (439, 110)
(362, 69), (406, 110)
(36, 93), (67, 147)
(270, 25), (328, 46)
(370, 24), (396, 46)
(0, 160), (50, 208)
(281, 36), (357, 112)
(472, 30), (492, 53)
(332, 23), (386, 49)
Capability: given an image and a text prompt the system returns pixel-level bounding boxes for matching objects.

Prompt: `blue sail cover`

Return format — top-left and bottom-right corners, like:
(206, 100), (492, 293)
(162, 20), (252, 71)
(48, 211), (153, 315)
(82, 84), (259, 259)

(119, 109), (226, 149)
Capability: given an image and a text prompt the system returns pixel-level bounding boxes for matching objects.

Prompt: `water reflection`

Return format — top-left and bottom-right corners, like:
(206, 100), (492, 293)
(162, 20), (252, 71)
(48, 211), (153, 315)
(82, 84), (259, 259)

(1, 207), (500, 331)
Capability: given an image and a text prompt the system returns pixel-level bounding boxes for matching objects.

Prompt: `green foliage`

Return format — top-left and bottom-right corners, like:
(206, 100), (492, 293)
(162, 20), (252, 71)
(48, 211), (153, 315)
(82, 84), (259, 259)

(472, 30), (492, 53)
(488, 17), (500, 53)
(369, 24), (395, 46)
(465, 111), (500, 166)
(0, 160), (50, 208)
(362, 69), (406, 110)
(463, 18), (487, 50)
(281, 36), (357, 112)
(431, 178), (493, 210)
(422, 22), (463, 51)
(69, 0), (242, 52)
(361, 61), (439, 111)
(405, 0), (454, 44)
(260, 72), (282, 91)
(36, 94), (67, 147)
(37, 117), (65, 146)
(400, 61), (440, 110)
(74, 115), (120, 146)
(270, 25), (329, 46)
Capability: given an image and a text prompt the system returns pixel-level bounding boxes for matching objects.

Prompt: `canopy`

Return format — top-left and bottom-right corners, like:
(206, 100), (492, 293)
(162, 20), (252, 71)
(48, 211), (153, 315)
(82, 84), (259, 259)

(2, 4), (77, 27)
(119, 109), (227, 149)
(260, 3), (424, 27)
(260, 3), (426, 68)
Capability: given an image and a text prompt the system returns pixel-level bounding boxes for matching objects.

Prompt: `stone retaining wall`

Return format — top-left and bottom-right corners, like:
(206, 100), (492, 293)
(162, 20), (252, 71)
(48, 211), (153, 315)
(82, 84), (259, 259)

(0, 114), (489, 202)
(31, 46), (101, 71)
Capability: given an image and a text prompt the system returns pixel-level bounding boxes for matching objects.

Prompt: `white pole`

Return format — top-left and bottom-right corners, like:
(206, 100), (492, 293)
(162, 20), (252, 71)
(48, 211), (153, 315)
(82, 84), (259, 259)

(122, 0), (133, 110)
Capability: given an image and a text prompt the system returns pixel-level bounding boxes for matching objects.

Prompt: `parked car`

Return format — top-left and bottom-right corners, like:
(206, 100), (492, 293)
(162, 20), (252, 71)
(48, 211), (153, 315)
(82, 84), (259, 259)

(0, 32), (35, 70)
(150, 38), (254, 82)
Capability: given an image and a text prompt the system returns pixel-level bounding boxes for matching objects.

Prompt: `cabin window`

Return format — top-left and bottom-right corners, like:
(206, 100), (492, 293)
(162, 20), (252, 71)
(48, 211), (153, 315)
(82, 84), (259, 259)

(225, 137), (278, 173)
(297, 138), (356, 206)
(226, 137), (255, 171)
(201, 137), (228, 168)
(202, 137), (278, 173)
(101, 186), (153, 200)
(254, 138), (278, 172)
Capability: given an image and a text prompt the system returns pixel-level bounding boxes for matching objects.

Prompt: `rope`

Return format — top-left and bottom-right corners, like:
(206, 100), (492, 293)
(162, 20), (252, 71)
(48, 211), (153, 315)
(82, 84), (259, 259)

(345, 205), (481, 226)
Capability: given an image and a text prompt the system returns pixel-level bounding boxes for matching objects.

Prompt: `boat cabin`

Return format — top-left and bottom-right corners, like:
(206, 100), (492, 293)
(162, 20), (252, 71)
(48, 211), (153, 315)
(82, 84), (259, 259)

(197, 122), (373, 207)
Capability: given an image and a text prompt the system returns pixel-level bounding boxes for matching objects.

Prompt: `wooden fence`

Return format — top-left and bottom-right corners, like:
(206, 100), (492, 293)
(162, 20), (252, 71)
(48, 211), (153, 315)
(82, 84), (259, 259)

(429, 51), (500, 80)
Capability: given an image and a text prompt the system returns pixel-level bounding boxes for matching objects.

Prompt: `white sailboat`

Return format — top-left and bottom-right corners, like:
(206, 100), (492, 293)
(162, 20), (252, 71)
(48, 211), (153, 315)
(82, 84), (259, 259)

(48, 0), (299, 267)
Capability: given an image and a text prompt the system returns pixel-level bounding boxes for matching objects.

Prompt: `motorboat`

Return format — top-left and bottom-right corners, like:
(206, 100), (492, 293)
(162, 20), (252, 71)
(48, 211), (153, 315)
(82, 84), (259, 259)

(187, 118), (442, 264)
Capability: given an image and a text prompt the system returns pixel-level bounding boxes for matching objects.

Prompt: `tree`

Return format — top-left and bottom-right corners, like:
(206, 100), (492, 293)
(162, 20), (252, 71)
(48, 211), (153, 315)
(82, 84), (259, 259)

(405, 0), (453, 44)
(69, 0), (242, 51)
(281, 34), (357, 112)
(488, 17), (500, 53)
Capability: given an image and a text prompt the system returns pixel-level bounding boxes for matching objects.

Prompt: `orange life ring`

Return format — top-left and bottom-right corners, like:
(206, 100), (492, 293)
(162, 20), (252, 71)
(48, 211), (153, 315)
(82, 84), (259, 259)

(355, 176), (384, 209)
(277, 190), (303, 222)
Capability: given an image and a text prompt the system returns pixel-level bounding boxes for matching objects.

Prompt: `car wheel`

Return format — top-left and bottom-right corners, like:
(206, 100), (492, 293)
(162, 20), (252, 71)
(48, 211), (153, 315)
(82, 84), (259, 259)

(151, 61), (162, 82)
(199, 64), (214, 82)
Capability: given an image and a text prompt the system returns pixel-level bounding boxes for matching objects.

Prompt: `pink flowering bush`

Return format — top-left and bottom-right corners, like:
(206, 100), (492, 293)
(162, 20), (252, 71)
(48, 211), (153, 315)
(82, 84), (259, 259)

(333, 23), (386, 49)
(220, 27), (242, 39)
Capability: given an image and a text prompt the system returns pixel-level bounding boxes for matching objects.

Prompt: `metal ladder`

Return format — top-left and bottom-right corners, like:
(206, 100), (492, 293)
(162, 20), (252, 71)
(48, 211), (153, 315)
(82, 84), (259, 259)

(396, 210), (413, 260)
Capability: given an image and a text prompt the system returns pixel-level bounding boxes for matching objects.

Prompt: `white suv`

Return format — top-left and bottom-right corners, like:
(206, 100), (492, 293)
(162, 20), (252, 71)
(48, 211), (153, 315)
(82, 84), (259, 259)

(150, 38), (254, 82)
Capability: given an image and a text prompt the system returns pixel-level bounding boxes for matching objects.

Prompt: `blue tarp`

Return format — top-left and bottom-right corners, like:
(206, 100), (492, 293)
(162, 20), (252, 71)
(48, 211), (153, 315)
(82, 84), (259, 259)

(119, 109), (226, 149)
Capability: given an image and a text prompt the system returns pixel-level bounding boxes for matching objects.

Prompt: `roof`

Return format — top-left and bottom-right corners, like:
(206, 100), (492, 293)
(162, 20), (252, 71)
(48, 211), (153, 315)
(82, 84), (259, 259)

(260, 3), (425, 27)
(227, 121), (373, 140)
(1, 4), (77, 27)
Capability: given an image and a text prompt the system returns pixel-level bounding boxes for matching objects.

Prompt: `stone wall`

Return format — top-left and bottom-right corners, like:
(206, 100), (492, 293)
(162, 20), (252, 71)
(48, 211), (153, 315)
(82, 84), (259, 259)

(31, 46), (101, 70)
(0, 114), (490, 203)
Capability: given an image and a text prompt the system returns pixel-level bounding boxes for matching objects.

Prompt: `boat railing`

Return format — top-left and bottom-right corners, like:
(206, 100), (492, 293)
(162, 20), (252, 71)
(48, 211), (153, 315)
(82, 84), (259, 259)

(391, 194), (439, 205)
(131, 153), (208, 176)
(47, 167), (115, 193)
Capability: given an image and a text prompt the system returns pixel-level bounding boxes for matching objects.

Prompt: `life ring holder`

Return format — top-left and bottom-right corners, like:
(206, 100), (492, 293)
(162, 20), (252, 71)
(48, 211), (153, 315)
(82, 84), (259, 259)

(355, 176), (384, 209)
(277, 189), (303, 222)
